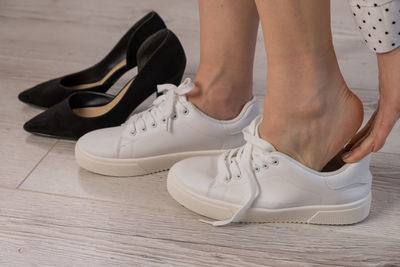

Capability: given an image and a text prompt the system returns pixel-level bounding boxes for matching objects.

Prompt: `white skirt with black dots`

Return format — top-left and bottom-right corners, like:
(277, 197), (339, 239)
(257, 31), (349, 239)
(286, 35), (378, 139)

(349, 0), (400, 52)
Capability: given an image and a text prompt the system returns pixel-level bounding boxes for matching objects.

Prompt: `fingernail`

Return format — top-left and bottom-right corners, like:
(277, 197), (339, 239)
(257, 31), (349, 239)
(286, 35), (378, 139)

(342, 151), (352, 160)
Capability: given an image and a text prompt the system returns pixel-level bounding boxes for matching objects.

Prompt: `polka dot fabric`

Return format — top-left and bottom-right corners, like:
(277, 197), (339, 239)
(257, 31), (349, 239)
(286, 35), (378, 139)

(349, 0), (400, 53)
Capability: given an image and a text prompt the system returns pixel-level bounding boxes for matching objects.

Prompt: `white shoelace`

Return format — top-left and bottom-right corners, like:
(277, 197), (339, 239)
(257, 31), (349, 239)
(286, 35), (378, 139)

(200, 119), (277, 226)
(126, 78), (194, 135)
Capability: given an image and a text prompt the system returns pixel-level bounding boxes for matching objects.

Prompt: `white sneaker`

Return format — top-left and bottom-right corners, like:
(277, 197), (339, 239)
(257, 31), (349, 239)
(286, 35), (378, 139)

(167, 116), (372, 226)
(75, 78), (260, 176)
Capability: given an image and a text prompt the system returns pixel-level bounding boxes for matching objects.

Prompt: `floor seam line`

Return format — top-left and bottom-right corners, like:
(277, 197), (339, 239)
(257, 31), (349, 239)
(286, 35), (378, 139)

(16, 140), (58, 189)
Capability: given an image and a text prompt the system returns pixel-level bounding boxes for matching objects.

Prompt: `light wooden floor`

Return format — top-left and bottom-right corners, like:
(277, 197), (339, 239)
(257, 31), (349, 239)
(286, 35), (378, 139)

(1, 0), (399, 266)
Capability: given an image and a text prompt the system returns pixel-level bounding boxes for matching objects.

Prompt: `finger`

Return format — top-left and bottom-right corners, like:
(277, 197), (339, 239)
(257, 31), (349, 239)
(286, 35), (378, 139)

(348, 117), (375, 150)
(371, 106), (399, 152)
(345, 111), (377, 151)
(343, 106), (399, 162)
(343, 110), (382, 162)
(342, 134), (375, 163)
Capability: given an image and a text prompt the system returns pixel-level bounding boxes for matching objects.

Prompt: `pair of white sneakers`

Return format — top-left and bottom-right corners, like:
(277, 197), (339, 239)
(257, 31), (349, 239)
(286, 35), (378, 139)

(75, 78), (372, 226)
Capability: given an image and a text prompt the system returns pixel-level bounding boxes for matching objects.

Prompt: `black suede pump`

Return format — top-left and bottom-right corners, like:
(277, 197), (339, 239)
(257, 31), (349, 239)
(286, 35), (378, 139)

(18, 11), (166, 108)
(24, 29), (186, 140)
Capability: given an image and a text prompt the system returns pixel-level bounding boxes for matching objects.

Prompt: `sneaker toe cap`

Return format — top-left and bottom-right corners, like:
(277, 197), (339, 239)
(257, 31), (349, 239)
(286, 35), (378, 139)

(169, 155), (220, 196)
(77, 126), (123, 158)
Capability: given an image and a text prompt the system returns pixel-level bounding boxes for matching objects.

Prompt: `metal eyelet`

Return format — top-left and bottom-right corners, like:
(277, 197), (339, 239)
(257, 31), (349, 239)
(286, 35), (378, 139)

(130, 130), (136, 136)
(183, 108), (189, 115)
(162, 118), (166, 123)
(272, 159), (279, 166)
(141, 127), (147, 132)
(263, 163), (269, 169)
(254, 166), (260, 173)
(151, 122), (157, 128)
(225, 176), (231, 183)
(236, 174), (241, 180)
(172, 114), (177, 120)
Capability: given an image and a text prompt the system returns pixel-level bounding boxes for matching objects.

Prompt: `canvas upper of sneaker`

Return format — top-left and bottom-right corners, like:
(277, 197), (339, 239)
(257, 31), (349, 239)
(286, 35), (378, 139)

(168, 116), (373, 226)
(77, 78), (260, 159)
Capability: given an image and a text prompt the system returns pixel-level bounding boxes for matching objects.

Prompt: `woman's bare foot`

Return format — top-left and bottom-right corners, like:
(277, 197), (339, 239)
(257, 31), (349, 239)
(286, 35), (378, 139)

(253, 0), (364, 171)
(259, 53), (364, 171)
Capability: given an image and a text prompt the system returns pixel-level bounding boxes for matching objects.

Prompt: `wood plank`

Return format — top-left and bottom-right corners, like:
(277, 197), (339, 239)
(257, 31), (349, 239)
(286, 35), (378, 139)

(20, 139), (400, 240)
(1, 187), (399, 266)
(20, 140), (182, 212)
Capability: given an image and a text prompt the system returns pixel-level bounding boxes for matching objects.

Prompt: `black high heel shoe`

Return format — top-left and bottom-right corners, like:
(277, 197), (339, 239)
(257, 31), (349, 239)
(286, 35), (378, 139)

(18, 11), (166, 108)
(24, 29), (186, 140)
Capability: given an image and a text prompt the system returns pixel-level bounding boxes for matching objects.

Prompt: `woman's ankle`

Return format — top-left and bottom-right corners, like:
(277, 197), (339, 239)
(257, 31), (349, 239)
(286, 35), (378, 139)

(187, 65), (253, 120)
(187, 83), (253, 120)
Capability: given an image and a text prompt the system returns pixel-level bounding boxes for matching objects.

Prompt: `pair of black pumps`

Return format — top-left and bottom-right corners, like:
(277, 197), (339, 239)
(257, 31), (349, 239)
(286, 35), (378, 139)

(19, 12), (186, 140)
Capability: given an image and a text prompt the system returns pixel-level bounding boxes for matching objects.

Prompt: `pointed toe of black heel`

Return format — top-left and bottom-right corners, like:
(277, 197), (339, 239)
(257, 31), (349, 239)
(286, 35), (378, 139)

(24, 113), (57, 139)
(19, 84), (46, 108)
(23, 98), (74, 139)
(18, 89), (31, 105)
(19, 78), (70, 108)
(23, 109), (59, 138)
(24, 92), (115, 139)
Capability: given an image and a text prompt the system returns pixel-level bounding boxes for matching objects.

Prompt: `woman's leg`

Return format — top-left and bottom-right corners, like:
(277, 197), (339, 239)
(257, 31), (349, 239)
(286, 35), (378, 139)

(188, 0), (259, 120)
(255, 0), (364, 170)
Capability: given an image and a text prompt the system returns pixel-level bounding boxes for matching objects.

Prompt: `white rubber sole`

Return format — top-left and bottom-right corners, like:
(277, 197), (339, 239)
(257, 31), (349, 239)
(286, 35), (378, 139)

(167, 173), (372, 225)
(75, 143), (224, 177)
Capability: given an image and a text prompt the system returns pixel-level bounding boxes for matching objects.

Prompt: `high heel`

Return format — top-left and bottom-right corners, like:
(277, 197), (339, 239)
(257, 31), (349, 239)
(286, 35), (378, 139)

(18, 11), (166, 108)
(24, 29), (186, 140)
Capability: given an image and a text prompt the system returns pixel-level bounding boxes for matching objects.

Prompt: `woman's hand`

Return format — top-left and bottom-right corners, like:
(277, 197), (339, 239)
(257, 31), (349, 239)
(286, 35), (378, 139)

(343, 47), (400, 162)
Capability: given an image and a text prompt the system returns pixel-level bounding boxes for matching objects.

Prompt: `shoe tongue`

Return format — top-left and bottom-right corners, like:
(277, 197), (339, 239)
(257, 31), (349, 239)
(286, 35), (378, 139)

(175, 78), (194, 102)
(179, 94), (188, 102)
(246, 116), (277, 153)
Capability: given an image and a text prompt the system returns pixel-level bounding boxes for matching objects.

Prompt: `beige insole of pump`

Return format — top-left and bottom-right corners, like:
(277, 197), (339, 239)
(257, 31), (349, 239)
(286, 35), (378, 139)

(73, 79), (134, 118)
(68, 60), (127, 90)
